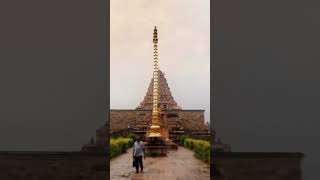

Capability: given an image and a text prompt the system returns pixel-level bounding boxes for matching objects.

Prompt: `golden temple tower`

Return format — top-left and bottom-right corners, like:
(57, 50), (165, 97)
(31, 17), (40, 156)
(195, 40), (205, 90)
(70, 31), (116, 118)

(148, 26), (162, 137)
(145, 26), (170, 156)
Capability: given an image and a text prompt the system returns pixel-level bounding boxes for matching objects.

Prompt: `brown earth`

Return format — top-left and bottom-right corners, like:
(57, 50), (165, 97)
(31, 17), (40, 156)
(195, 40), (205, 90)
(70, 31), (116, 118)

(110, 147), (210, 180)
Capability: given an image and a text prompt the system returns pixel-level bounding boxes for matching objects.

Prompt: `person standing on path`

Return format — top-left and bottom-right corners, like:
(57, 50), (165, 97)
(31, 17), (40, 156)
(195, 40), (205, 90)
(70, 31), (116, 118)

(132, 137), (145, 173)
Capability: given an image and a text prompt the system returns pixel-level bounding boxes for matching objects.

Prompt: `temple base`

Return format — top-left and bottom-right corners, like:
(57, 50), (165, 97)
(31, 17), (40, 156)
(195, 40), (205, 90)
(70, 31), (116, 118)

(166, 139), (178, 150)
(145, 137), (167, 156)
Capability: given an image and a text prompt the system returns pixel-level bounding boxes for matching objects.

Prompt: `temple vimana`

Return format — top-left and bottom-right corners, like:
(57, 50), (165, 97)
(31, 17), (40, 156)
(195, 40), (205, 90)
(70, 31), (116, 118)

(109, 69), (210, 141)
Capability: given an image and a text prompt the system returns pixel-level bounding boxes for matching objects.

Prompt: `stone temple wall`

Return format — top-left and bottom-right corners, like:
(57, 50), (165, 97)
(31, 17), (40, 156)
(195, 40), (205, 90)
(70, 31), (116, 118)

(110, 109), (208, 132)
(168, 110), (207, 131)
(110, 109), (151, 132)
(0, 151), (108, 180)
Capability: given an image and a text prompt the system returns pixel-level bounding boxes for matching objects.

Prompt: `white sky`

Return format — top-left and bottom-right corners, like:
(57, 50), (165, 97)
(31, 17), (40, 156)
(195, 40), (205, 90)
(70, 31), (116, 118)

(110, 0), (210, 122)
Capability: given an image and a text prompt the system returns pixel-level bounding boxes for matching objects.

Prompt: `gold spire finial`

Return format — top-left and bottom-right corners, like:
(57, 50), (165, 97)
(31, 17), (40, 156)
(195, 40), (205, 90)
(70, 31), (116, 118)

(153, 26), (158, 43)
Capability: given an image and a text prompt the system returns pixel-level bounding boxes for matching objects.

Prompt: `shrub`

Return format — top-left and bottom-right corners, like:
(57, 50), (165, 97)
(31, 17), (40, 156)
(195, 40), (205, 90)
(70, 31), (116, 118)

(110, 137), (134, 159)
(180, 135), (188, 145)
(183, 138), (210, 163)
(127, 133), (137, 142)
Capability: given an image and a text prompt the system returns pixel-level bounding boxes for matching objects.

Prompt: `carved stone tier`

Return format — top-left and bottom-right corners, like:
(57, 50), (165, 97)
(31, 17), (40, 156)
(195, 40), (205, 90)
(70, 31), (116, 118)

(137, 70), (181, 111)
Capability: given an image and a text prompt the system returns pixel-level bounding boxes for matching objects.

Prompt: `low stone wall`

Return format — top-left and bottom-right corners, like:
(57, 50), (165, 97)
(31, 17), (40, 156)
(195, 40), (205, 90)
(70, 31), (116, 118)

(172, 110), (208, 131)
(110, 109), (208, 132)
(110, 109), (151, 132)
(0, 151), (108, 180)
(212, 152), (304, 180)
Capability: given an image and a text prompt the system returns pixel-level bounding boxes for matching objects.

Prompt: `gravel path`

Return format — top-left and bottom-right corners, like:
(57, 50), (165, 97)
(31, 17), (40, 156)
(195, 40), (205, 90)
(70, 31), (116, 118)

(110, 147), (210, 180)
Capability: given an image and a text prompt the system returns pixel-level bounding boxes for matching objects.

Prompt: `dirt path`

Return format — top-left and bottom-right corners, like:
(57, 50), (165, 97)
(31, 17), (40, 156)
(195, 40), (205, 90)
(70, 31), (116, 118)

(110, 147), (210, 180)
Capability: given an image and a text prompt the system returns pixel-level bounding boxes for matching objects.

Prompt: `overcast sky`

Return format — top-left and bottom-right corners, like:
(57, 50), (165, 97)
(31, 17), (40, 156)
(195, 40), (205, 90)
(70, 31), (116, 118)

(110, 0), (210, 122)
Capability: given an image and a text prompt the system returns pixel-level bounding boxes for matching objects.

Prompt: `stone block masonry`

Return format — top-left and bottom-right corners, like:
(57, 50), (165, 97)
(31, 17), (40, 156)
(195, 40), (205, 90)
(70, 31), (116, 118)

(110, 109), (151, 132)
(110, 109), (208, 133)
